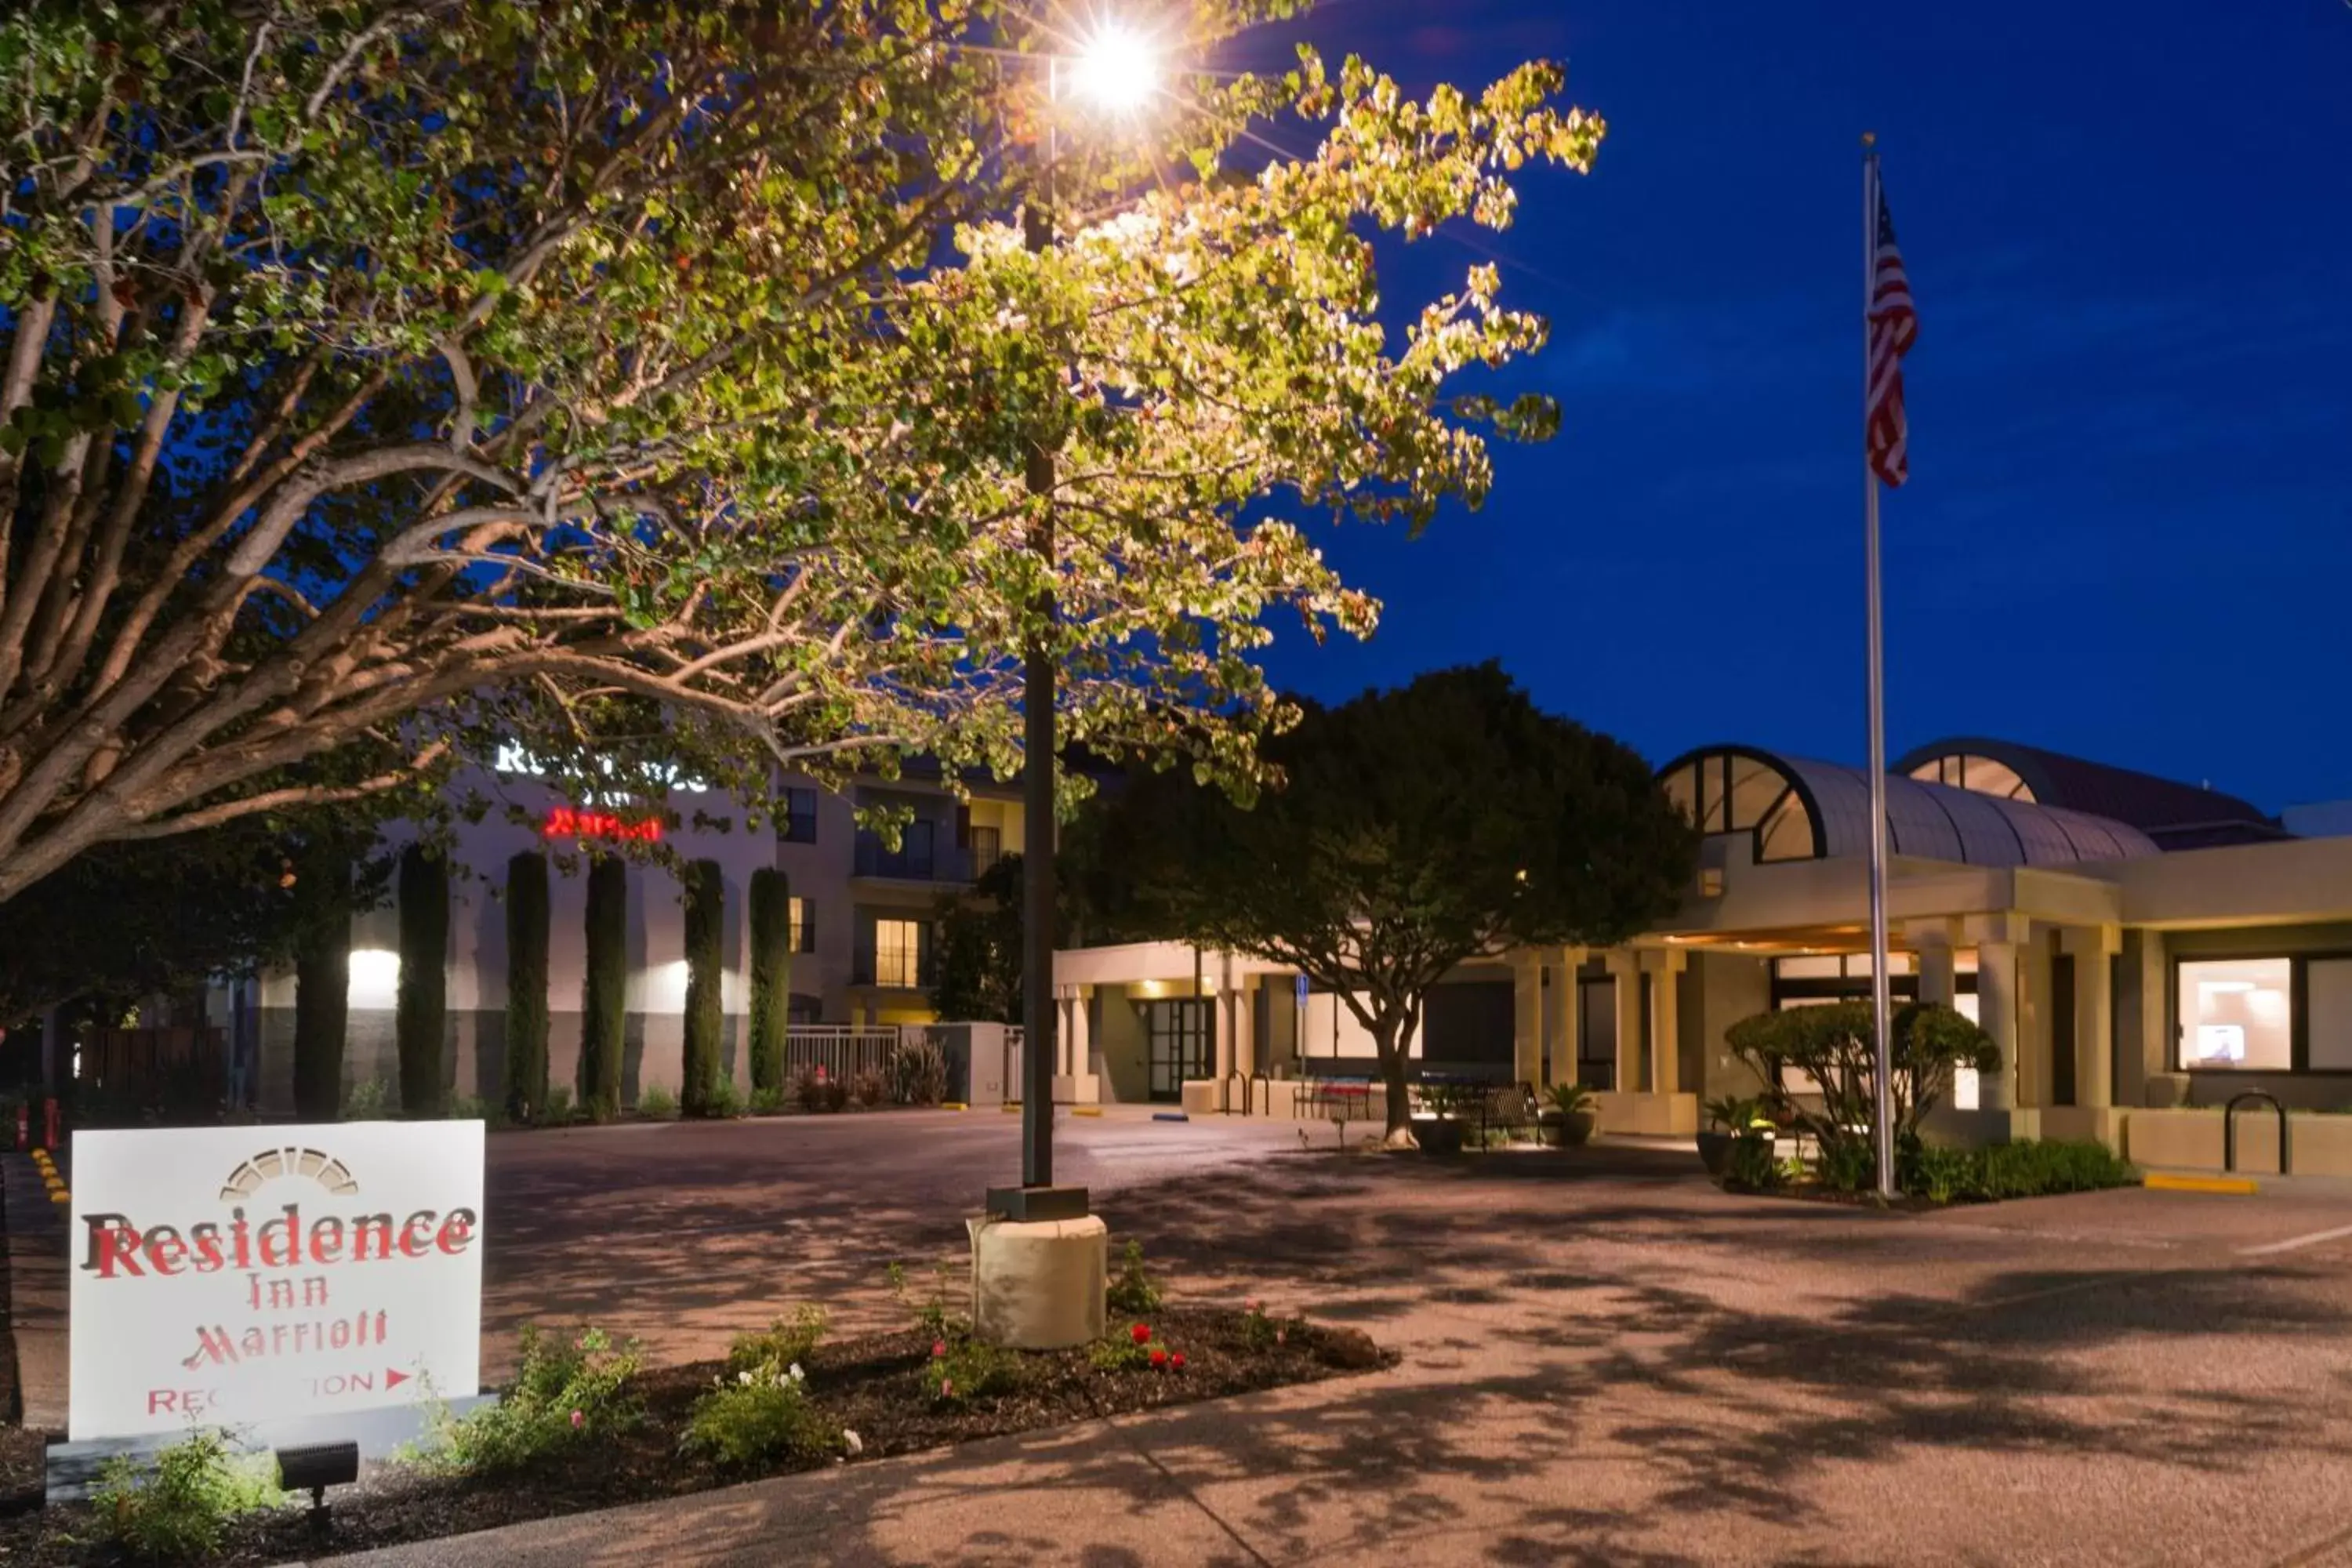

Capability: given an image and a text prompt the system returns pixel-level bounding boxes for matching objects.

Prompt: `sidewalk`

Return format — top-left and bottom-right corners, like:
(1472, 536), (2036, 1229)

(2, 1152), (67, 1432)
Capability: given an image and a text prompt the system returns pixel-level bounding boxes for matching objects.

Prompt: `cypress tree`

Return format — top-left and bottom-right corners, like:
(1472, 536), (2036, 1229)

(504, 851), (551, 1123)
(747, 868), (793, 1094)
(394, 845), (449, 1117)
(579, 855), (628, 1121)
(292, 865), (351, 1120)
(681, 859), (725, 1116)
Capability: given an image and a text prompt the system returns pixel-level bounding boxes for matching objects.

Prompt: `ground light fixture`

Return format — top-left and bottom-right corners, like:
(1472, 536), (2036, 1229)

(276, 1441), (359, 1532)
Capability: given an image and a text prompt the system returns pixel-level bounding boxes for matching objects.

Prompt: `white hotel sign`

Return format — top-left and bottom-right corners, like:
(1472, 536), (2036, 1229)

(68, 1122), (485, 1442)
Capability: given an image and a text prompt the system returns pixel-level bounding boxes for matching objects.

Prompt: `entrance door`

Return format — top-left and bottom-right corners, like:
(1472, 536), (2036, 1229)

(1145, 999), (1214, 1102)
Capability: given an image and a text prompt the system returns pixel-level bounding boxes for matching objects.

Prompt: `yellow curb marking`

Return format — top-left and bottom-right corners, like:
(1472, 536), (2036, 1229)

(1071, 1106), (1103, 1117)
(2144, 1173), (2259, 1195)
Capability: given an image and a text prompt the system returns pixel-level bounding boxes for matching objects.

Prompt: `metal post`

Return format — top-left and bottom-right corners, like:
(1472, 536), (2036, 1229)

(1863, 145), (1896, 1200)
(1019, 189), (1057, 1193)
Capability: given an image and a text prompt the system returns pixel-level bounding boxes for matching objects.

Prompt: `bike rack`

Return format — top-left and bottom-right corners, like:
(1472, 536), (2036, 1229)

(2223, 1089), (2290, 1175)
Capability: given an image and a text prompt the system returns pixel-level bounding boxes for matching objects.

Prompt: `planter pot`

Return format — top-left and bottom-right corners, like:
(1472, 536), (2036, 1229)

(1697, 1130), (1733, 1176)
(1415, 1118), (1465, 1156)
(1556, 1109), (1596, 1148)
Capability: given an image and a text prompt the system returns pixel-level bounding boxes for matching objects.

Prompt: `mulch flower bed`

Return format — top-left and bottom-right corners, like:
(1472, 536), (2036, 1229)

(0, 1306), (1390, 1566)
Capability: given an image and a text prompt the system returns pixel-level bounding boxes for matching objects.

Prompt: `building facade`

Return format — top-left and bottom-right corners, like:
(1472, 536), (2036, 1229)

(251, 757), (1028, 1113)
(1051, 736), (2352, 1174)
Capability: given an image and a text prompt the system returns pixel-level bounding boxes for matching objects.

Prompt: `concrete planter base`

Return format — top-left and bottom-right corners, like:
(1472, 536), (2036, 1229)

(967, 1213), (1107, 1350)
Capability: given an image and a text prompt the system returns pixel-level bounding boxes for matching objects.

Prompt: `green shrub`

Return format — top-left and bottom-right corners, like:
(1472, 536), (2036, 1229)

(1725, 1001), (1997, 1181)
(95, 1428), (285, 1558)
(1089, 1331), (1152, 1373)
(728, 1305), (829, 1374)
(683, 1362), (840, 1467)
(1720, 1131), (1781, 1192)
(343, 1078), (391, 1121)
(579, 858), (629, 1122)
(447, 1093), (501, 1126)
(928, 1337), (1015, 1403)
(540, 1084), (575, 1125)
(887, 1261), (960, 1340)
(889, 1038), (949, 1105)
(1543, 1081), (1595, 1116)
(1240, 1299), (1293, 1352)
(396, 845), (450, 1118)
(1813, 1138), (1876, 1193)
(707, 1077), (742, 1118)
(794, 1065), (847, 1113)
(504, 850), (552, 1123)
(416, 1324), (641, 1475)
(636, 1083), (679, 1121)
(848, 1069), (887, 1108)
(682, 859), (726, 1116)
(1896, 1138), (2136, 1203)
(1105, 1240), (1163, 1316)
(750, 1084), (787, 1116)
(747, 868), (793, 1095)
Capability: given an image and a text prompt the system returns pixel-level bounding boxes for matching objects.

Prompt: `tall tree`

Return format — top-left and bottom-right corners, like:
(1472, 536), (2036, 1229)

(0, 2), (1602, 905)
(394, 845), (448, 1116)
(680, 858), (725, 1115)
(579, 855), (627, 1121)
(929, 852), (1031, 1025)
(1079, 664), (1697, 1143)
(291, 857), (353, 1121)
(503, 848), (550, 1123)
(746, 868), (792, 1096)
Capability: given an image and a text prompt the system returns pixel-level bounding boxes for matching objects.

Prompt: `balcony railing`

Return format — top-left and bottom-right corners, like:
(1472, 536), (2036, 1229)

(851, 834), (972, 884)
(851, 951), (939, 989)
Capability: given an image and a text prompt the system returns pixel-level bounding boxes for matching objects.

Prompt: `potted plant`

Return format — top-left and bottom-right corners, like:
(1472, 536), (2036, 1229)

(1412, 1082), (1473, 1155)
(1543, 1081), (1598, 1147)
(1699, 1094), (1768, 1177)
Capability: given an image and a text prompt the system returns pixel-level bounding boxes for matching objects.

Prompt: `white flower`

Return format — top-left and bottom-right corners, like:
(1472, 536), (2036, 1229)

(738, 1370), (755, 1387)
(788, 1362), (805, 1382)
(843, 1428), (864, 1456)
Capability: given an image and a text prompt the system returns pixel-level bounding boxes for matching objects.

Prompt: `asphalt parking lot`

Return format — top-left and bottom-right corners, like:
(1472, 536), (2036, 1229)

(453, 1110), (2352, 1566)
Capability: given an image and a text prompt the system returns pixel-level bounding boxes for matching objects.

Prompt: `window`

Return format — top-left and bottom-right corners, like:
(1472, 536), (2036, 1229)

(971, 826), (1002, 876)
(780, 787), (818, 844)
(789, 897), (815, 955)
(2307, 960), (2352, 1071)
(2177, 957), (2292, 1070)
(873, 919), (922, 988)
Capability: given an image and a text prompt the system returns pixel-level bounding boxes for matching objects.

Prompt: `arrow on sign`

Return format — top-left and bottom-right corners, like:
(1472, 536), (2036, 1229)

(385, 1368), (410, 1390)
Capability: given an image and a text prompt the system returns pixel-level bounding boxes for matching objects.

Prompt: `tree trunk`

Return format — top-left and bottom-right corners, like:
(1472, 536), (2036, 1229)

(1372, 1009), (1417, 1147)
(503, 851), (550, 1123)
(394, 846), (448, 1118)
(746, 868), (791, 1094)
(681, 858), (724, 1116)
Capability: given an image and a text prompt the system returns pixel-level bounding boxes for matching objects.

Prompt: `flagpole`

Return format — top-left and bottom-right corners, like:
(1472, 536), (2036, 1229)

(1862, 136), (1896, 1201)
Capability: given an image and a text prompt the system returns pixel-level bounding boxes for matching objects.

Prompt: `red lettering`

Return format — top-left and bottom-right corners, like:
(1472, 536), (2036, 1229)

(436, 1208), (477, 1255)
(183, 1326), (241, 1370)
(400, 1211), (436, 1258)
(148, 1390), (179, 1414)
(88, 1218), (145, 1279)
(190, 1223), (225, 1272)
(310, 1218), (345, 1263)
(143, 1225), (187, 1276)
(351, 1215), (394, 1260)
(258, 1204), (303, 1268)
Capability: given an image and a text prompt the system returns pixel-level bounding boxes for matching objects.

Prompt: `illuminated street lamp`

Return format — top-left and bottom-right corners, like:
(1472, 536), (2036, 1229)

(989, 23), (1160, 1233)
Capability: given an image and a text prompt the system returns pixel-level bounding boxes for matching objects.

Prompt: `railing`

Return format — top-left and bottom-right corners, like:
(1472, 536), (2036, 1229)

(851, 835), (973, 883)
(782, 1026), (901, 1085)
(849, 953), (938, 989)
(2223, 1089), (2291, 1175)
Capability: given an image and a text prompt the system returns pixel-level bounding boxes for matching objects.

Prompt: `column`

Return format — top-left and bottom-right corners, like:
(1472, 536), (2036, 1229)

(1228, 978), (1256, 1080)
(1066, 987), (1093, 1076)
(2129, 929), (2167, 1106)
(2066, 924), (2118, 1110)
(1640, 949), (1684, 1097)
(1606, 949), (1644, 1094)
(1973, 922), (2022, 1113)
(1907, 920), (1957, 1007)
(1211, 967), (1234, 1082)
(1510, 952), (1543, 1088)
(1546, 946), (1584, 1088)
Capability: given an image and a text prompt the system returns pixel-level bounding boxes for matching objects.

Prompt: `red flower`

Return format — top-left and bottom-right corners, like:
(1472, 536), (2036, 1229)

(1149, 1347), (1168, 1368)
(932, 1340), (948, 1359)
(1130, 1323), (1151, 1345)
(1170, 1352), (1186, 1371)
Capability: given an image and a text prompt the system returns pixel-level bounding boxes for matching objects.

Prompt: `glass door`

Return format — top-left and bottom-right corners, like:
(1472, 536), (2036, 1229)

(1145, 999), (1214, 1102)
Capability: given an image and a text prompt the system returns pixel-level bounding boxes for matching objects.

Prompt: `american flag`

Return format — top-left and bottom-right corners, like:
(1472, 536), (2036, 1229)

(1866, 170), (1917, 488)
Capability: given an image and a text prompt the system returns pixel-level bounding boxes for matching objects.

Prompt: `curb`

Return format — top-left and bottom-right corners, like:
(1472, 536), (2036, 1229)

(2143, 1172), (2259, 1196)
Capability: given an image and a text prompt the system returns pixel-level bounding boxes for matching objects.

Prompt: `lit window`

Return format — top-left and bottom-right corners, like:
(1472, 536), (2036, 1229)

(2177, 957), (2292, 1070)
(789, 897), (815, 954)
(873, 920), (921, 988)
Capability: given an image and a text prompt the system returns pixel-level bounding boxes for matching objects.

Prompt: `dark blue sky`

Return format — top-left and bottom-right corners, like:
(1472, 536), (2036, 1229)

(1237, 0), (2351, 811)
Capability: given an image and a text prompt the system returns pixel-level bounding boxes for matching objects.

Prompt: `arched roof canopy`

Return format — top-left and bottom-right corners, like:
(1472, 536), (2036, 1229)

(1893, 736), (2285, 849)
(1659, 745), (2162, 869)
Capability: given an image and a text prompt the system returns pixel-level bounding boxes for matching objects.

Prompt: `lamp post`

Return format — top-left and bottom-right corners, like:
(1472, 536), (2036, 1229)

(985, 27), (1158, 1234)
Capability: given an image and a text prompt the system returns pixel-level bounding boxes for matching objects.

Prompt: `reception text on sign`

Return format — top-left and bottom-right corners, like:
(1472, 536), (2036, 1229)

(67, 1121), (485, 1441)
